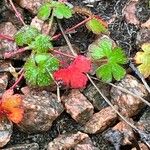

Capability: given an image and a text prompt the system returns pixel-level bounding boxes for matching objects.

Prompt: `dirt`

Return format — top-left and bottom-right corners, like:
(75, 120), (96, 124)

(0, 0), (150, 150)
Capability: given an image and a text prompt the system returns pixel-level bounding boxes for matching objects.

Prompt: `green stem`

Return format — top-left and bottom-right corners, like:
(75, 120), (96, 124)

(46, 10), (54, 35)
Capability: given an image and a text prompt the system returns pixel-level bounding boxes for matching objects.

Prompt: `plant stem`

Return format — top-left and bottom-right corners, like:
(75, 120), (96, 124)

(109, 83), (150, 107)
(8, 0), (26, 26)
(86, 73), (139, 131)
(0, 34), (14, 41)
(94, 15), (108, 28)
(57, 20), (77, 56)
(90, 76), (150, 107)
(53, 49), (75, 59)
(52, 17), (91, 40)
(10, 69), (24, 89)
(46, 11), (54, 35)
(130, 62), (150, 94)
(4, 46), (30, 59)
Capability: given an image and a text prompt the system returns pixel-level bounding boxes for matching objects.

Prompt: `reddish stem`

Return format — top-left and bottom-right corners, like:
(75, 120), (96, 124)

(94, 15), (108, 28)
(53, 50), (75, 59)
(52, 17), (92, 40)
(0, 34), (14, 41)
(8, 0), (26, 26)
(10, 69), (24, 89)
(4, 47), (29, 59)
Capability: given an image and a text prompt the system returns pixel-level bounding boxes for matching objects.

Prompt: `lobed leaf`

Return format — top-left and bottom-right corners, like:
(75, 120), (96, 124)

(14, 25), (39, 46)
(135, 43), (150, 78)
(29, 34), (53, 53)
(52, 1), (72, 19)
(89, 37), (127, 82)
(37, 3), (51, 21)
(0, 90), (24, 123)
(86, 18), (107, 35)
(24, 54), (59, 86)
(54, 55), (91, 88)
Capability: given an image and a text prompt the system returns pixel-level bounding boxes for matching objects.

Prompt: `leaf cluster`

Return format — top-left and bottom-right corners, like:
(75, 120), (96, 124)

(89, 37), (127, 82)
(24, 54), (59, 86)
(37, 1), (73, 20)
(14, 25), (59, 87)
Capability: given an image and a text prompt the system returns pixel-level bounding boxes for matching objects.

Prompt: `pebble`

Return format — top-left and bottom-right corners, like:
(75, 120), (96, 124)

(1, 143), (39, 150)
(110, 74), (148, 117)
(17, 87), (64, 133)
(62, 89), (94, 124)
(83, 106), (118, 134)
(0, 117), (13, 148)
(47, 131), (89, 150)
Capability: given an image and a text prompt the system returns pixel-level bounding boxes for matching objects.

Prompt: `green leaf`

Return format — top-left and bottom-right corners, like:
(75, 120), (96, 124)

(86, 18), (107, 34)
(96, 64), (112, 82)
(24, 54), (59, 86)
(37, 3), (51, 21)
(52, 1), (72, 19)
(111, 63), (126, 81)
(29, 34), (53, 53)
(89, 37), (112, 60)
(89, 37), (127, 82)
(14, 25), (39, 46)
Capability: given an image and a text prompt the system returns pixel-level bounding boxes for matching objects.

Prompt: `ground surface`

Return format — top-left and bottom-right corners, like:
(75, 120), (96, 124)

(0, 0), (150, 150)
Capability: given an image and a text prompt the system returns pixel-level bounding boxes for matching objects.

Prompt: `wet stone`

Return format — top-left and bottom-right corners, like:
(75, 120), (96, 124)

(1, 143), (39, 150)
(0, 117), (13, 148)
(18, 87), (64, 133)
(110, 74), (148, 117)
(47, 131), (89, 150)
(83, 82), (110, 111)
(83, 106), (118, 134)
(62, 89), (94, 124)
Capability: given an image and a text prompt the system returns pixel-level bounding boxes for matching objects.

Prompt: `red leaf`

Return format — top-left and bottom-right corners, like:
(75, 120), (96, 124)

(54, 55), (91, 88)
(71, 55), (91, 73)
(0, 90), (24, 123)
(54, 68), (71, 86)
(69, 66), (88, 88)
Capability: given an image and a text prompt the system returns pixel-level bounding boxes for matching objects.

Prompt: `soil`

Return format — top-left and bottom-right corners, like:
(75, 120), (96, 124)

(0, 0), (150, 150)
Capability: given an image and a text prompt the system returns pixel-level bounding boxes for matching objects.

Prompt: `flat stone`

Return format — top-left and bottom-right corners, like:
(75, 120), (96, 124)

(62, 89), (94, 124)
(110, 74), (148, 117)
(0, 117), (13, 148)
(47, 131), (89, 150)
(1, 143), (39, 150)
(18, 87), (64, 133)
(83, 106), (118, 134)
